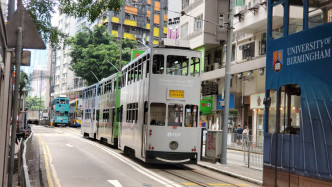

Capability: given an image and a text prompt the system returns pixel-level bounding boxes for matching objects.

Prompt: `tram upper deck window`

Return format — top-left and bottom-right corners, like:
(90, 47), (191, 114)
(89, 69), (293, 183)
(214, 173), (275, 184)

(150, 103), (166, 126)
(152, 55), (164, 74)
(288, 1), (303, 35)
(265, 90), (277, 133)
(308, 1), (331, 28)
(190, 57), (200, 76)
(271, 3), (284, 39)
(278, 84), (301, 134)
(166, 55), (188, 76)
(168, 104), (183, 126)
(60, 99), (66, 104)
(185, 105), (198, 127)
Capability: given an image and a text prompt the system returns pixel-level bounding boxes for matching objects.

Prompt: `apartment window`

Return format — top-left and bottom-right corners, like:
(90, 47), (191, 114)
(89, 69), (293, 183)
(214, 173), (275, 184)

(180, 23), (188, 38)
(124, 26), (130, 33)
(214, 50), (221, 63)
(242, 42), (255, 60)
(132, 15), (137, 21)
(259, 33), (266, 55)
(125, 13), (131, 20)
(132, 28), (137, 34)
(114, 12), (119, 17)
(194, 15), (203, 31)
(219, 14), (225, 29)
(236, 0), (245, 6)
(182, 0), (189, 10)
(113, 24), (119, 31)
(231, 45), (235, 62)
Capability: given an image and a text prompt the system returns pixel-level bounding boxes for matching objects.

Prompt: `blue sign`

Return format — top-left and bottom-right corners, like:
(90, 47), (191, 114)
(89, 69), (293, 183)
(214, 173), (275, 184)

(217, 94), (235, 110)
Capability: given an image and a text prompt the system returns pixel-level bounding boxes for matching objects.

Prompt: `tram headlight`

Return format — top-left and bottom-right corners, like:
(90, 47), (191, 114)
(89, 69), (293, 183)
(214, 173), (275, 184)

(169, 141), (178, 150)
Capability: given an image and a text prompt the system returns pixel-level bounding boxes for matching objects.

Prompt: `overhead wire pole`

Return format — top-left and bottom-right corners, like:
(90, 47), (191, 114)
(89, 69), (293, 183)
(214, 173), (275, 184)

(149, 0), (155, 47)
(221, 0), (234, 164)
(7, 0), (15, 20)
(158, 0), (164, 44)
(119, 3), (125, 71)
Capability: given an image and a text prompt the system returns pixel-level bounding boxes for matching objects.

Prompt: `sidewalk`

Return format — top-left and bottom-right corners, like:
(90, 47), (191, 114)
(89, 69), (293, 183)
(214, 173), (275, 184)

(198, 158), (263, 186)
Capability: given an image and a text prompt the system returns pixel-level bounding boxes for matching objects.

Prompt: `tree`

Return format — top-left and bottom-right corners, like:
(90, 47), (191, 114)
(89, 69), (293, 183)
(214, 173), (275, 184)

(59, 0), (123, 22)
(25, 96), (45, 111)
(67, 25), (137, 85)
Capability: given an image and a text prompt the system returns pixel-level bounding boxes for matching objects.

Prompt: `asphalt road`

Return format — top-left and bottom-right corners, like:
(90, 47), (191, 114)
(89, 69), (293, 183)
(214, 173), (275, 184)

(33, 125), (259, 187)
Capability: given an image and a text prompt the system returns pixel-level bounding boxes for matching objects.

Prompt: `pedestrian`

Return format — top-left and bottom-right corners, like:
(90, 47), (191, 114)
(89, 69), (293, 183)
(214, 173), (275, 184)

(236, 125), (243, 144)
(243, 126), (249, 146)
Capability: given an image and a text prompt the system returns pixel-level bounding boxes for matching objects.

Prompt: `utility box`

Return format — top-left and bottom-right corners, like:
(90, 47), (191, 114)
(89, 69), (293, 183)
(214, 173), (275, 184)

(205, 130), (222, 159)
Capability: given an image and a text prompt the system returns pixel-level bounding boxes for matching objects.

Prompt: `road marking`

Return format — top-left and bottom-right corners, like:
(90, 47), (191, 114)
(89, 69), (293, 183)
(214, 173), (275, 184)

(207, 184), (232, 186)
(107, 179), (123, 187)
(36, 135), (54, 187)
(65, 144), (73, 147)
(182, 183), (197, 185)
(36, 135), (62, 187)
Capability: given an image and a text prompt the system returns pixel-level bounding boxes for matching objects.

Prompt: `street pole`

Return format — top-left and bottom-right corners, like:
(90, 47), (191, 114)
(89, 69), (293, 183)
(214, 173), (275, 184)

(158, 0), (164, 44)
(221, 0), (234, 164)
(149, 0), (155, 47)
(119, 4), (125, 71)
(7, 0), (15, 20)
(8, 26), (23, 187)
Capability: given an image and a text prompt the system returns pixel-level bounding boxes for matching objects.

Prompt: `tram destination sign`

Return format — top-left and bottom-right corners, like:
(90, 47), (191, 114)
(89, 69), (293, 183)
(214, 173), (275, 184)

(169, 90), (184, 98)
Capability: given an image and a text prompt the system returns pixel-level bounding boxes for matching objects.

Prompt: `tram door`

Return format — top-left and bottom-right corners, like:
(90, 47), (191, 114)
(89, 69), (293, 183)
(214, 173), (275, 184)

(276, 85), (301, 187)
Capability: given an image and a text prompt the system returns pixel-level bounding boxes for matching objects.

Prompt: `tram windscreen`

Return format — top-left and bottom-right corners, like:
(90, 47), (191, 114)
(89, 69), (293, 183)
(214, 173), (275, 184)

(150, 103), (166, 126)
(152, 55), (164, 74)
(279, 84), (301, 134)
(168, 104), (183, 126)
(185, 105), (198, 127)
(166, 55), (188, 76)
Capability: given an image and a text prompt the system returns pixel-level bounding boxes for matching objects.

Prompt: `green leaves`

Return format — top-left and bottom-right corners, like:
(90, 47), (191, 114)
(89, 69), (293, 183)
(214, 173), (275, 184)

(58, 0), (123, 22)
(67, 25), (137, 85)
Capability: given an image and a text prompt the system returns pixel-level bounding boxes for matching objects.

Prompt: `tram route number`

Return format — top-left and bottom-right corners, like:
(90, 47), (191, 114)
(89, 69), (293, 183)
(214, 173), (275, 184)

(169, 90), (184, 98)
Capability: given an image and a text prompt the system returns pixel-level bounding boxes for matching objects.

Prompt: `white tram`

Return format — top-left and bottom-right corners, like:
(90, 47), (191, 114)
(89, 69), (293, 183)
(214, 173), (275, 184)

(119, 48), (202, 164)
(96, 73), (119, 146)
(81, 83), (99, 139)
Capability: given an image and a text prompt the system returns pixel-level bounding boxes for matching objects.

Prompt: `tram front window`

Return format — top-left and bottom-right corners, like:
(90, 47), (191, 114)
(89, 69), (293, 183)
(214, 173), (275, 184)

(266, 90), (277, 133)
(185, 105), (198, 127)
(168, 104), (183, 126)
(166, 55), (188, 76)
(153, 55), (164, 74)
(150, 103), (166, 126)
(279, 84), (301, 134)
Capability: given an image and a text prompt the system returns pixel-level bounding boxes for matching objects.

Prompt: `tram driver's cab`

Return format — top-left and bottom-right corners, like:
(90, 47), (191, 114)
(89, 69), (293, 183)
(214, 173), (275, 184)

(265, 84), (301, 135)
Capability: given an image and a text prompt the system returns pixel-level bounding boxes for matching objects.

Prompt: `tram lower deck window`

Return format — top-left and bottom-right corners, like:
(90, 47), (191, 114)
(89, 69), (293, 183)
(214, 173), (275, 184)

(168, 104), (183, 126)
(150, 103), (166, 126)
(185, 105), (198, 127)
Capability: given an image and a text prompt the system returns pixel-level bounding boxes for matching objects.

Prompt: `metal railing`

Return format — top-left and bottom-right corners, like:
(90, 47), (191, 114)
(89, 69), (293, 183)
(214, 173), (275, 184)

(18, 131), (33, 187)
(227, 133), (263, 169)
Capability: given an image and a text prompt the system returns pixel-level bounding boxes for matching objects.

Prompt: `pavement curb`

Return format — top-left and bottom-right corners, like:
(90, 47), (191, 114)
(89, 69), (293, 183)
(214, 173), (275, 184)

(197, 162), (263, 186)
(37, 136), (48, 187)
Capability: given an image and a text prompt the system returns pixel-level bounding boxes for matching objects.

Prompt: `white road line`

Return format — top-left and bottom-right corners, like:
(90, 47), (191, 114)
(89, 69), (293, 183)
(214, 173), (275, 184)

(107, 180), (123, 187)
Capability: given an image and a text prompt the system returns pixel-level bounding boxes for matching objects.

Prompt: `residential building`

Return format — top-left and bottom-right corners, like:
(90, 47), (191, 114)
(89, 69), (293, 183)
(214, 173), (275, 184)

(30, 68), (47, 98)
(105, 0), (168, 45)
(52, 14), (83, 101)
(167, 0), (181, 39)
(179, 0), (229, 132)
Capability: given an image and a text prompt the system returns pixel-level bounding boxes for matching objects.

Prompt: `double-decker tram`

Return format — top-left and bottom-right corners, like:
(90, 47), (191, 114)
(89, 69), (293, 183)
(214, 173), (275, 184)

(96, 73), (121, 146)
(118, 48), (202, 164)
(52, 97), (70, 126)
(69, 99), (82, 127)
(263, 0), (332, 186)
(81, 84), (98, 139)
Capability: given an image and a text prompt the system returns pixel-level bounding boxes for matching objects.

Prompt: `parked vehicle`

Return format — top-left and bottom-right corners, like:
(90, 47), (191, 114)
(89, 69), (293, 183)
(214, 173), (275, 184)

(27, 111), (39, 124)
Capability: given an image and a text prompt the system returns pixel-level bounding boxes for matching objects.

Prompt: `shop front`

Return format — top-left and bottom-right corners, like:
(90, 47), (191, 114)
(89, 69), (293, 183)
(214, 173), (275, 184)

(250, 93), (265, 147)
